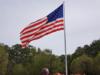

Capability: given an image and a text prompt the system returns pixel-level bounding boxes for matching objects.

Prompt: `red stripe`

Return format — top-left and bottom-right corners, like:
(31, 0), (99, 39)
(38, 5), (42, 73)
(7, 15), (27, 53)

(36, 24), (64, 35)
(21, 25), (64, 43)
(39, 20), (63, 29)
(21, 42), (29, 48)
(20, 21), (46, 35)
(20, 19), (63, 36)
(20, 24), (63, 41)
(22, 28), (64, 43)
(56, 19), (63, 22)
(21, 44), (26, 48)
(31, 28), (64, 41)
(20, 18), (47, 33)
(20, 19), (63, 39)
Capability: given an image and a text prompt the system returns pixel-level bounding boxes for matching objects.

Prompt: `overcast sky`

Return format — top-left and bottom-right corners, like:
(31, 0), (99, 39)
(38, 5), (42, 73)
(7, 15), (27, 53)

(0, 0), (100, 55)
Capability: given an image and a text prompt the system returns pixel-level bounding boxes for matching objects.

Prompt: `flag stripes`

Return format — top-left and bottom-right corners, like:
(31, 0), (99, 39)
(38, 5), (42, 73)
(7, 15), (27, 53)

(20, 18), (64, 43)
(21, 23), (64, 43)
(20, 4), (64, 48)
(31, 26), (64, 41)
(20, 18), (63, 39)
(20, 17), (48, 34)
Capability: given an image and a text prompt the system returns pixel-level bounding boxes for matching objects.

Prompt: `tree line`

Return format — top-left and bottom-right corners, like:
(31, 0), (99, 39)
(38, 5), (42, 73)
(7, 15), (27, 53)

(0, 39), (100, 75)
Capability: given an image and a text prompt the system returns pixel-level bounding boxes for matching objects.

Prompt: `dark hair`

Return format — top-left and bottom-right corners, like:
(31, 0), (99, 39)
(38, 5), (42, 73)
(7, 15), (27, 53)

(41, 68), (49, 75)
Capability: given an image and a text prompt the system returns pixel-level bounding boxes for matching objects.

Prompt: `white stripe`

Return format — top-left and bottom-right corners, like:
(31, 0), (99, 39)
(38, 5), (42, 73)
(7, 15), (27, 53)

(21, 17), (47, 34)
(21, 20), (47, 35)
(21, 18), (63, 34)
(38, 22), (64, 33)
(20, 19), (63, 38)
(32, 26), (64, 40)
(20, 21), (63, 39)
(21, 25), (63, 42)
(20, 20), (47, 36)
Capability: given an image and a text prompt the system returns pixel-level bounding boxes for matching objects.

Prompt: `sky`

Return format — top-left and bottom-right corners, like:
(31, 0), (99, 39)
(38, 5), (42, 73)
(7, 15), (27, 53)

(0, 0), (100, 55)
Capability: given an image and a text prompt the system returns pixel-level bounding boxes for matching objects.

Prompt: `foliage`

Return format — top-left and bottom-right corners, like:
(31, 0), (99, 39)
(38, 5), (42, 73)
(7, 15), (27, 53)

(94, 52), (100, 75)
(70, 39), (100, 75)
(0, 39), (100, 75)
(70, 54), (94, 75)
(0, 44), (8, 75)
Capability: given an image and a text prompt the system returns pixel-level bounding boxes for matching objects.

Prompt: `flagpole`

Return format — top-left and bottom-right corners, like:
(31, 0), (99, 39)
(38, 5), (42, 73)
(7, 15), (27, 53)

(63, 1), (68, 75)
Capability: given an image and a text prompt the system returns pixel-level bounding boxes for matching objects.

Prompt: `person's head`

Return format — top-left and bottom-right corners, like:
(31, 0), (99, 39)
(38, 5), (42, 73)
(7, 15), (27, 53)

(41, 68), (49, 75)
(55, 72), (62, 75)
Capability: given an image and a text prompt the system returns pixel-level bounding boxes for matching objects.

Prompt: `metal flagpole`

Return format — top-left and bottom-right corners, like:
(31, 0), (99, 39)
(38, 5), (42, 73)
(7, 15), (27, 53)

(63, 1), (68, 75)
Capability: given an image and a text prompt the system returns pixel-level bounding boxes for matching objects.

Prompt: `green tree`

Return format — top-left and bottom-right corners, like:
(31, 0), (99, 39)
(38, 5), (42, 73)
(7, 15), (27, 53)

(70, 55), (94, 75)
(51, 56), (64, 74)
(89, 40), (100, 57)
(7, 44), (36, 75)
(12, 64), (28, 75)
(94, 52), (100, 75)
(0, 44), (8, 75)
(33, 53), (51, 75)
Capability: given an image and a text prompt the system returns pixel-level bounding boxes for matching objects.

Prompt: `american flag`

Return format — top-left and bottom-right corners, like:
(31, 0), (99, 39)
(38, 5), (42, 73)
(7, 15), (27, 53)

(20, 4), (64, 48)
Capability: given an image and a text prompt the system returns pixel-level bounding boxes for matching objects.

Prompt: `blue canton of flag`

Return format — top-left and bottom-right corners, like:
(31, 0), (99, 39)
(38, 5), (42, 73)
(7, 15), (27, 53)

(47, 4), (63, 22)
(20, 4), (64, 48)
